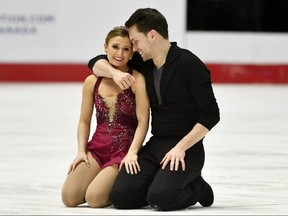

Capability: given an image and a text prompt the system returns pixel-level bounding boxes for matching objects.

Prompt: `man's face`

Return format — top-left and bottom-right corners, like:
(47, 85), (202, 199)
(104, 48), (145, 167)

(128, 25), (152, 62)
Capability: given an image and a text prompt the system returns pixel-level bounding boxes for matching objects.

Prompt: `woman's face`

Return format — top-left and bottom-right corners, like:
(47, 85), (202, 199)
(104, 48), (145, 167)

(105, 36), (133, 71)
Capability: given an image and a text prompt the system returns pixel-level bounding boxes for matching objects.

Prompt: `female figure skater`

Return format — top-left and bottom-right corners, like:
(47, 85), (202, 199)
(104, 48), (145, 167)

(61, 26), (150, 208)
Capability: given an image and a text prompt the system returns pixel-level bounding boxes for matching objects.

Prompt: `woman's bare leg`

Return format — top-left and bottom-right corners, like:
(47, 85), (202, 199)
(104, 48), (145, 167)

(85, 164), (119, 208)
(61, 152), (101, 207)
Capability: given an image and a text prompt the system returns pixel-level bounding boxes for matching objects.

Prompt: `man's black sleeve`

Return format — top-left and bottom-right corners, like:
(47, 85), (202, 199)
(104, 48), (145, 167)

(87, 55), (107, 71)
(128, 52), (146, 73)
(87, 52), (146, 74)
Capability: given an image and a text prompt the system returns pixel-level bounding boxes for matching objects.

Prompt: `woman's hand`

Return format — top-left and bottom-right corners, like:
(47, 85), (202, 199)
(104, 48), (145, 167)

(67, 152), (90, 174)
(120, 153), (140, 175)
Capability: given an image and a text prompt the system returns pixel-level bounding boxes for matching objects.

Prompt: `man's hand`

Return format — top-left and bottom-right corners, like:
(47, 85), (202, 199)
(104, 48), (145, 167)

(91, 58), (136, 89)
(160, 146), (186, 171)
(113, 71), (136, 90)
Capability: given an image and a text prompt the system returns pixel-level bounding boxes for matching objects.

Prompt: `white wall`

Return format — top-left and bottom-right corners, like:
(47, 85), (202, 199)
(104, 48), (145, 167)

(0, 0), (186, 63)
(186, 31), (288, 64)
(1, 0), (288, 65)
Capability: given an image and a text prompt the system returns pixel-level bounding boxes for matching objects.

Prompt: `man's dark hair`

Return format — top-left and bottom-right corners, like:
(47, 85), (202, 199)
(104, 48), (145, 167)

(125, 8), (169, 39)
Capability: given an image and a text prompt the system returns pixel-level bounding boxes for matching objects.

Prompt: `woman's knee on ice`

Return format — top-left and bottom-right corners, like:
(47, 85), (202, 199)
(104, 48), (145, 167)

(61, 189), (84, 207)
(85, 189), (110, 208)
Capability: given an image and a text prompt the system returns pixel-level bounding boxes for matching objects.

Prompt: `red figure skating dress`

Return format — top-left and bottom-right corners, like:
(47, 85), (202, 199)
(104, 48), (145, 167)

(87, 72), (137, 169)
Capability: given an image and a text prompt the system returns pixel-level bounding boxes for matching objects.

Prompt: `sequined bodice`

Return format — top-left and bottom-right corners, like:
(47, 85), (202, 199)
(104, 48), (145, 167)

(87, 74), (137, 155)
(94, 79), (137, 129)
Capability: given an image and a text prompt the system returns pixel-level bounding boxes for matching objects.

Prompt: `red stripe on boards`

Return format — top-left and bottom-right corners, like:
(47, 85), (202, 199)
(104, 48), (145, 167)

(1, 63), (288, 83)
(207, 63), (288, 84)
(0, 63), (91, 82)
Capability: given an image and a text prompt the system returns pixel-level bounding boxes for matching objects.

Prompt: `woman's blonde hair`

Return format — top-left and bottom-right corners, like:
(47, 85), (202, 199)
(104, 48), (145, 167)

(105, 26), (130, 45)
